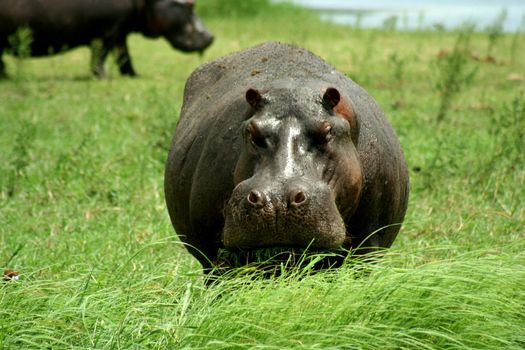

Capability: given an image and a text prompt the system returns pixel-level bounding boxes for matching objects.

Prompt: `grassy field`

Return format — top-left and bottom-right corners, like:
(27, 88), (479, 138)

(1, 2), (524, 349)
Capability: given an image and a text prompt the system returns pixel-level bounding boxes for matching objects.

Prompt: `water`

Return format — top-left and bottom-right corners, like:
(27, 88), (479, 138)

(287, 0), (525, 32)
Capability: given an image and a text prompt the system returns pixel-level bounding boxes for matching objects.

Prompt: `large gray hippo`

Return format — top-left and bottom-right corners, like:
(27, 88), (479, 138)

(165, 42), (409, 272)
(0, 0), (213, 78)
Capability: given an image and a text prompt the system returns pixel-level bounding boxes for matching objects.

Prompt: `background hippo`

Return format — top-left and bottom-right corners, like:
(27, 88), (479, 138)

(0, 0), (213, 78)
(165, 41), (409, 272)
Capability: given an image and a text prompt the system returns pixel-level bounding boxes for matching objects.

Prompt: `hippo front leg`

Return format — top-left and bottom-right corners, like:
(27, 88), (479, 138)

(115, 38), (136, 77)
(90, 39), (111, 78)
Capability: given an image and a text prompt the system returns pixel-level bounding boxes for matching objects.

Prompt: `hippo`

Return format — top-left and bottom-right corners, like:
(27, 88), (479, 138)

(0, 0), (213, 78)
(165, 42), (409, 273)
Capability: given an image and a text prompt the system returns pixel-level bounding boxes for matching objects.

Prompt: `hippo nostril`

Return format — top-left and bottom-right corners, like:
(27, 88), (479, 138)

(247, 190), (264, 208)
(289, 190), (308, 206)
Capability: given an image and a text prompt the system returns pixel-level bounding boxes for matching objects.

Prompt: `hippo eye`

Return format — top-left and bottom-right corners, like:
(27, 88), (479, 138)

(246, 123), (266, 149)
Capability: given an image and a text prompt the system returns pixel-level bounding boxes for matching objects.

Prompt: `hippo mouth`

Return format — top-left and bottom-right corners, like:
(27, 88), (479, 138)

(166, 32), (213, 53)
(213, 246), (349, 274)
(223, 178), (348, 252)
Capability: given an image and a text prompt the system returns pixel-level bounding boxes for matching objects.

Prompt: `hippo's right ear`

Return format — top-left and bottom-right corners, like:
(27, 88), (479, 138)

(246, 88), (263, 109)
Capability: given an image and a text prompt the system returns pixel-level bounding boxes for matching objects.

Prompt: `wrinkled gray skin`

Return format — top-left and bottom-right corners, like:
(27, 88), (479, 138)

(0, 0), (213, 78)
(165, 42), (409, 271)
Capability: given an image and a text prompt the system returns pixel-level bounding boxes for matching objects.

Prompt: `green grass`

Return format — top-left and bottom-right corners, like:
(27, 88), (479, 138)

(1, 3), (525, 349)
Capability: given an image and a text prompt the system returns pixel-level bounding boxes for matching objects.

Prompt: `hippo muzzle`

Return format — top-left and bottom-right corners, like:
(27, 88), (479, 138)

(165, 14), (214, 53)
(223, 176), (347, 250)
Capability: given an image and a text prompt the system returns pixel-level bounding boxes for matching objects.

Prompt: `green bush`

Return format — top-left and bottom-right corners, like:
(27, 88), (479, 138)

(197, 0), (273, 17)
(196, 0), (301, 18)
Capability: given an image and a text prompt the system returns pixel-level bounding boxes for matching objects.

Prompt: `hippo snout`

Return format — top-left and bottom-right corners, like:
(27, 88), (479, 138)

(288, 188), (309, 207)
(223, 178), (347, 250)
(165, 15), (214, 53)
(246, 185), (308, 209)
(197, 32), (214, 51)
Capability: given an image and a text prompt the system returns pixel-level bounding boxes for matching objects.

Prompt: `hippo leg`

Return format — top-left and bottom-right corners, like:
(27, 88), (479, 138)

(115, 38), (136, 77)
(90, 39), (111, 78)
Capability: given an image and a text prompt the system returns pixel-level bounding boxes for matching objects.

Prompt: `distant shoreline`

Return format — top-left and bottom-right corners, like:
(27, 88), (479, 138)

(282, 0), (525, 32)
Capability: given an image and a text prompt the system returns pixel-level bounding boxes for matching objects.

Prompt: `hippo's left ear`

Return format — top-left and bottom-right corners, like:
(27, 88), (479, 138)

(323, 87), (341, 109)
(323, 87), (359, 143)
(246, 88), (263, 109)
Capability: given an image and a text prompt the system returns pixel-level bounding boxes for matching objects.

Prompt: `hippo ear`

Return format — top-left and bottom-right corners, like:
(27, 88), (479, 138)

(246, 88), (263, 109)
(323, 87), (341, 109)
(323, 87), (359, 143)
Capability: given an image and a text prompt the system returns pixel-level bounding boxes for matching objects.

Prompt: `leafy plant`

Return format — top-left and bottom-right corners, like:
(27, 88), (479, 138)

(434, 24), (478, 122)
(382, 15), (399, 32)
(485, 9), (507, 57)
(488, 94), (525, 167)
(197, 0), (289, 18)
(1, 120), (35, 199)
(352, 11), (365, 30)
(509, 14), (525, 65)
(6, 26), (33, 79)
(388, 52), (406, 86)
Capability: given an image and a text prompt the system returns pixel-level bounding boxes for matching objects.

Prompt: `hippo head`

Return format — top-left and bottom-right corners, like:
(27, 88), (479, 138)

(146, 0), (213, 52)
(222, 82), (363, 258)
